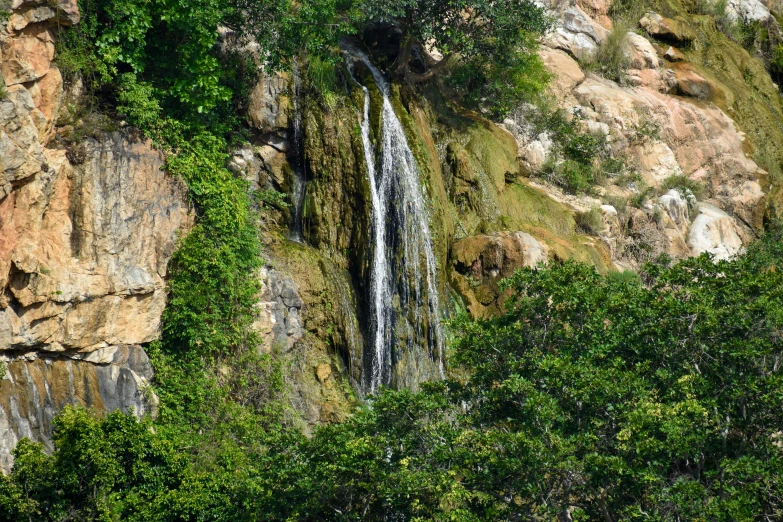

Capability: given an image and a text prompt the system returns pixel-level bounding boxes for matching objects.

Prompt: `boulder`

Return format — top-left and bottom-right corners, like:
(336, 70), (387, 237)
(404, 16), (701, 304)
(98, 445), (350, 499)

(674, 67), (714, 100)
(624, 32), (660, 69)
(664, 46), (687, 62)
(724, 0), (773, 22)
(687, 203), (744, 259)
(640, 12), (696, 43)
(546, 5), (609, 59)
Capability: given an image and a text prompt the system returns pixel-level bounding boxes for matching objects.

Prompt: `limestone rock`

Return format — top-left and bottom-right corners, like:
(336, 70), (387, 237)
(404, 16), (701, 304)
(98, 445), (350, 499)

(640, 12), (696, 43)
(623, 32), (660, 69)
(248, 72), (290, 134)
(26, 64), (62, 143)
(0, 85), (46, 197)
(0, 345), (155, 473)
(572, 76), (762, 223)
(723, 0), (773, 22)
(451, 232), (549, 315)
(539, 47), (585, 101)
(7, 0), (80, 31)
(576, 0), (614, 28)
(659, 188), (694, 235)
(674, 67), (714, 100)
(546, 5), (609, 59)
(664, 46), (687, 62)
(255, 267), (305, 351)
(0, 133), (193, 352)
(0, 24), (55, 86)
(315, 363), (332, 384)
(688, 203), (745, 259)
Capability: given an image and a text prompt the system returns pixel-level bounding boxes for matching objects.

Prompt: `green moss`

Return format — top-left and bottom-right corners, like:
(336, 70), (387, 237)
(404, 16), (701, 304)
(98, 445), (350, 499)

(497, 183), (576, 236)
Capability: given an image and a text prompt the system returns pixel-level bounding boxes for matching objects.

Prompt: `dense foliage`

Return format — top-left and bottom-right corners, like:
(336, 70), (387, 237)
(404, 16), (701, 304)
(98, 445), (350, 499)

(3, 225), (782, 521)
(21, 2), (780, 521)
(359, 0), (551, 117)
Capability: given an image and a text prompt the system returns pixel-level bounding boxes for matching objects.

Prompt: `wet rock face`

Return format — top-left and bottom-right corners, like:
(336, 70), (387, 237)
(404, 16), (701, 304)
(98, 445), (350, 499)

(0, 345), (155, 473)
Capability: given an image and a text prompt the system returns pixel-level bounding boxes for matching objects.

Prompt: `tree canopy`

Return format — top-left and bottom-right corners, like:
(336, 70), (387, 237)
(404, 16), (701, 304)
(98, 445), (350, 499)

(3, 225), (782, 521)
(356, 0), (550, 116)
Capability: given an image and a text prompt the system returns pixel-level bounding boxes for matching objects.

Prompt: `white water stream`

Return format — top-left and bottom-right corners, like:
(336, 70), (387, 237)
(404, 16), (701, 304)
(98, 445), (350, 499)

(345, 46), (444, 393)
(289, 59), (306, 242)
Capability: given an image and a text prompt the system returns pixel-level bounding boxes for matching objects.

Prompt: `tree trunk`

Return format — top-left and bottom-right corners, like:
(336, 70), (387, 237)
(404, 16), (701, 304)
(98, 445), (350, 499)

(405, 54), (452, 83)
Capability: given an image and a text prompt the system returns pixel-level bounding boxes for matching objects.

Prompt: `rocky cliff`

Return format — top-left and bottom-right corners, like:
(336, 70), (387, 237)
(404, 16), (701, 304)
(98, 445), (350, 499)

(0, 1), (193, 471)
(1, 0), (782, 471)
(247, 0), (782, 400)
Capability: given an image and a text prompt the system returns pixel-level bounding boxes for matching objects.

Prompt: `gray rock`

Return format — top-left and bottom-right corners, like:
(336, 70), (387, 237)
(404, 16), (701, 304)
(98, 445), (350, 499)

(0, 345), (157, 473)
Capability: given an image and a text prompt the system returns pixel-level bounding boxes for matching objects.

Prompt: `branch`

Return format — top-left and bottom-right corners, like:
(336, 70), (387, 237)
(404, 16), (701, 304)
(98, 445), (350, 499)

(392, 37), (415, 76)
(405, 54), (452, 83)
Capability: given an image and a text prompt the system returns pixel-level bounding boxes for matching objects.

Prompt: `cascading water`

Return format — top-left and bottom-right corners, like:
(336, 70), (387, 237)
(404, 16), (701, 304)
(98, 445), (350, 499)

(344, 45), (445, 394)
(289, 59), (306, 242)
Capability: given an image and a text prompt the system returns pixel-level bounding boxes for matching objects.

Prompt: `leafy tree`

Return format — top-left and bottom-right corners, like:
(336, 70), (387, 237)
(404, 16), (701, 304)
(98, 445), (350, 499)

(290, 224), (783, 520)
(3, 226), (783, 520)
(356, 0), (550, 117)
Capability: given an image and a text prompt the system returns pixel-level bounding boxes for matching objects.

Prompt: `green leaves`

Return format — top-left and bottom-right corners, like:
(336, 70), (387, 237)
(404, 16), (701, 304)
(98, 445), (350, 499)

(4, 225), (783, 519)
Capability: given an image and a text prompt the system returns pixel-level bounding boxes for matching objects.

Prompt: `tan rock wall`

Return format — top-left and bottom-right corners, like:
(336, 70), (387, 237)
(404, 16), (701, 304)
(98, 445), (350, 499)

(0, 0), (193, 472)
(0, 134), (192, 353)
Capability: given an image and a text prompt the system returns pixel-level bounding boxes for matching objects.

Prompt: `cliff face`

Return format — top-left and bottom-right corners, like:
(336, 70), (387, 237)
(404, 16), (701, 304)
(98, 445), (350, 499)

(0, 1), (193, 471)
(249, 0), (782, 404)
(1, 0), (782, 471)
(531, 1), (783, 288)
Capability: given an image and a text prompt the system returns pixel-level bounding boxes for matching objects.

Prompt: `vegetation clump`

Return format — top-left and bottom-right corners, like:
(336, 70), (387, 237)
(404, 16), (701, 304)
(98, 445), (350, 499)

(4, 1), (783, 520)
(3, 224), (783, 520)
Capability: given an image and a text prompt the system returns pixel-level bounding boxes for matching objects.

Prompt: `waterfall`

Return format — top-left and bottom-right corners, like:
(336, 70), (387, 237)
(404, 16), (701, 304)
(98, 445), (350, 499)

(289, 59), (306, 242)
(345, 46), (445, 394)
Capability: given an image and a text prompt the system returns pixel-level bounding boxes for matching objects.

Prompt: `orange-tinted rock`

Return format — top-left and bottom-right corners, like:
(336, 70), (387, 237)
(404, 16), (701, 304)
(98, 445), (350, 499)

(0, 24), (54, 86)
(664, 46), (687, 62)
(674, 67), (714, 100)
(0, 133), (193, 352)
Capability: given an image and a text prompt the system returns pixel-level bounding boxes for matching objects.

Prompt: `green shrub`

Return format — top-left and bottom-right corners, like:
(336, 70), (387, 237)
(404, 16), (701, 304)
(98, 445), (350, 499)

(542, 158), (595, 194)
(583, 21), (631, 84)
(630, 183), (655, 208)
(160, 128), (262, 358)
(575, 206), (605, 236)
(629, 114), (661, 145)
(661, 174), (706, 199)
(523, 105), (609, 194)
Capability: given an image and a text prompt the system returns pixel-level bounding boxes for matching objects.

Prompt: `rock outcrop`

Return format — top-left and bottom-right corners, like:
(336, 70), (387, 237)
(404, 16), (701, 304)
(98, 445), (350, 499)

(0, 135), (191, 353)
(0, 1), (193, 471)
(0, 345), (155, 473)
(513, 0), (778, 270)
